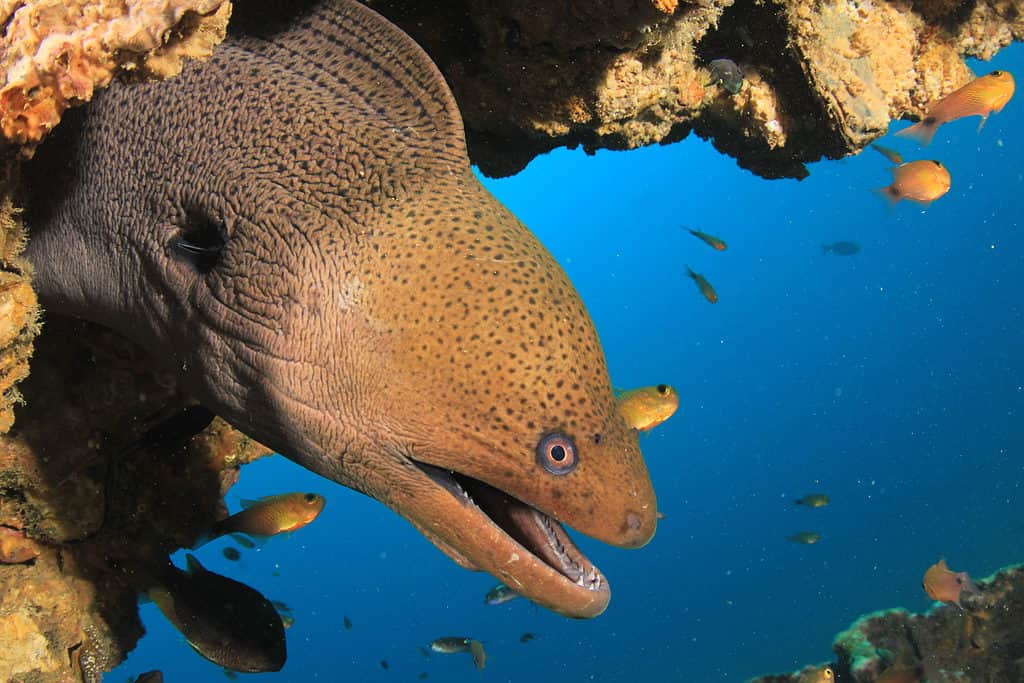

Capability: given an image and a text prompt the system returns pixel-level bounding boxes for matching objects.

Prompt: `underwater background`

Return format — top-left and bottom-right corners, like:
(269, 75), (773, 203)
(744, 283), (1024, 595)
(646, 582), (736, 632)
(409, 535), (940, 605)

(109, 42), (1023, 683)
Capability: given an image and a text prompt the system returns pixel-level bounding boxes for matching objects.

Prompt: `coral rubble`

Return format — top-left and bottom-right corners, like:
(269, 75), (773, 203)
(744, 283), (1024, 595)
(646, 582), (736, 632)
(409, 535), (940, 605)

(749, 563), (1024, 683)
(367, 0), (1022, 179)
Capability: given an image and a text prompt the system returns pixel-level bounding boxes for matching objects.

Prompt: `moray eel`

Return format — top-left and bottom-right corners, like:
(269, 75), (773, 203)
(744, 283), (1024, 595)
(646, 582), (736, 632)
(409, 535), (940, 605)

(22, 0), (656, 618)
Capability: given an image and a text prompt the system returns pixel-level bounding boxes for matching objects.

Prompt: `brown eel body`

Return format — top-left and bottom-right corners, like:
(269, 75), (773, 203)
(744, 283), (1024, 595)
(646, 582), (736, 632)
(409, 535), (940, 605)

(22, 0), (656, 617)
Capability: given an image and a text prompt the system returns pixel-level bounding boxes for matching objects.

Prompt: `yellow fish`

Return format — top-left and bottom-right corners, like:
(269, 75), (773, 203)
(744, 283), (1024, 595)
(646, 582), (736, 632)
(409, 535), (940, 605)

(688, 228), (728, 251)
(686, 267), (719, 304)
(197, 492), (326, 547)
(898, 70), (1015, 145)
(798, 665), (834, 683)
(615, 384), (680, 432)
(793, 493), (829, 508)
(870, 143), (903, 165)
(878, 160), (950, 205)
(922, 558), (979, 607)
(787, 531), (821, 545)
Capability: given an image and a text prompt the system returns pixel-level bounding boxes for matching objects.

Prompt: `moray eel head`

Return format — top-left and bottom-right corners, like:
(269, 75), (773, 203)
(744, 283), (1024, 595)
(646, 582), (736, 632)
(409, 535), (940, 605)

(23, 0), (656, 618)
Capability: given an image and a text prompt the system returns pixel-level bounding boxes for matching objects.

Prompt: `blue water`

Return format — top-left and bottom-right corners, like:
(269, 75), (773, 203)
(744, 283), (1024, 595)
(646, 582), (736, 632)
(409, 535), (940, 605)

(110, 44), (1024, 682)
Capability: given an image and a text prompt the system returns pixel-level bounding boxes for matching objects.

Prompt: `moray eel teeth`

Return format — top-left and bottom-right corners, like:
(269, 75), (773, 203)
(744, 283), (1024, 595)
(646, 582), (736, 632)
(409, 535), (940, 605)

(417, 462), (607, 593)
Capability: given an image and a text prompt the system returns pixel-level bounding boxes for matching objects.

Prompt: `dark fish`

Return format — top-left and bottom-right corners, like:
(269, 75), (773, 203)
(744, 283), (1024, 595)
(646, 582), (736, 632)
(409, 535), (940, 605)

(686, 267), (718, 304)
(429, 637), (471, 654)
(484, 582), (520, 605)
(343, 615), (352, 630)
(793, 493), (830, 508)
(822, 242), (860, 256)
(707, 58), (744, 94)
(147, 554), (286, 672)
(221, 547), (241, 561)
(223, 671), (238, 681)
(230, 534), (256, 549)
(131, 672), (164, 683)
(787, 531), (822, 545)
(418, 674), (429, 680)
(381, 660), (389, 670)
(519, 632), (536, 643)
(688, 228), (728, 251)
(469, 640), (486, 670)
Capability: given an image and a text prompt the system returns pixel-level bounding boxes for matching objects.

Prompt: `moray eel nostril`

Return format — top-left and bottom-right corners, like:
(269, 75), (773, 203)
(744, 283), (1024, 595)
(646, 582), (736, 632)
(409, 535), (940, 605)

(22, 0), (656, 619)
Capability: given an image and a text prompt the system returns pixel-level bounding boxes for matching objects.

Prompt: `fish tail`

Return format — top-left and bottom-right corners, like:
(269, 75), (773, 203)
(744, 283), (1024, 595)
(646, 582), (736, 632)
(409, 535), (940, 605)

(896, 117), (938, 145)
(685, 266), (696, 279)
(821, 244), (831, 254)
(873, 185), (901, 205)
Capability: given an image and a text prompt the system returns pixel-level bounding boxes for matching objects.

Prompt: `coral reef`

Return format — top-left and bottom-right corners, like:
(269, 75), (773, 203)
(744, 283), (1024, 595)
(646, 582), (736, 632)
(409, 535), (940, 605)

(749, 563), (1024, 683)
(0, 317), (271, 682)
(367, 0), (1023, 179)
(0, 0), (232, 147)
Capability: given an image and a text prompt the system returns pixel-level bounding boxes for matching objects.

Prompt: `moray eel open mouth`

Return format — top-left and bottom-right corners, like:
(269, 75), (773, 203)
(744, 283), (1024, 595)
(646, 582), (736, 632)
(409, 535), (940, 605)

(414, 461), (608, 606)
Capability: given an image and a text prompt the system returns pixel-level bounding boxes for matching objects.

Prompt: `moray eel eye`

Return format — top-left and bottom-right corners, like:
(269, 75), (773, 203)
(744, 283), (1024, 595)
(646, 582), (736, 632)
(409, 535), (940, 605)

(537, 433), (578, 475)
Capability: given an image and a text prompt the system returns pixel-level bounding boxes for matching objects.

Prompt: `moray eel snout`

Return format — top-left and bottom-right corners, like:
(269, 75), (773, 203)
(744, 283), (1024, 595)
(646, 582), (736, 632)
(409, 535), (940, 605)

(22, 0), (656, 618)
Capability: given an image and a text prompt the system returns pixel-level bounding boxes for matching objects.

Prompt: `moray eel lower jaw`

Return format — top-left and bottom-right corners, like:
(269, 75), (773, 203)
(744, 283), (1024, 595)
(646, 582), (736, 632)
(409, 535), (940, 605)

(356, 453), (614, 618)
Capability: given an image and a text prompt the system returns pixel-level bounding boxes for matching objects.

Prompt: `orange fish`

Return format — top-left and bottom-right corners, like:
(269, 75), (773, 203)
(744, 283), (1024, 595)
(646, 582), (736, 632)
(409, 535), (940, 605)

(922, 558), (979, 606)
(196, 492), (326, 547)
(878, 160), (950, 205)
(686, 267), (718, 304)
(688, 228), (728, 251)
(898, 70), (1015, 145)
(797, 665), (834, 683)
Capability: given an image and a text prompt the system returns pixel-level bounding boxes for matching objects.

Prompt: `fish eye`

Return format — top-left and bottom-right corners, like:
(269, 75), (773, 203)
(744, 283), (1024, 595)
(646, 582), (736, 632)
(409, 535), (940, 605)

(932, 160), (943, 167)
(536, 433), (578, 475)
(992, 70), (1003, 76)
(304, 493), (318, 503)
(824, 669), (834, 680)
(656, 384), (669, 395)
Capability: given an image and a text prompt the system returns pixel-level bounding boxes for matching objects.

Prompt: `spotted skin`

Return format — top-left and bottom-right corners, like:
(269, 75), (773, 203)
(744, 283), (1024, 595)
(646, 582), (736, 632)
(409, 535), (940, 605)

(23, 0), (656, 617)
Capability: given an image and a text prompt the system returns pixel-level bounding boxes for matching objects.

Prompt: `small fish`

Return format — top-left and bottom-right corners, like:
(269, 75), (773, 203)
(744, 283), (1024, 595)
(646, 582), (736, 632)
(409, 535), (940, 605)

(343, 615), (352, 630)
(877, 160), (951, 205)
(484, 582), (521, 605)
(147, 554), (286, 672)
(221, 547), (241, 561)
(230, 534), (256, 549)
(130, 672), (164, 683)
(821, 242), (860, 256)
(787, 531), (822, 545)
(615, 384), (680, 432)
(381, 660), (389, 670)
(222, 671), (238, 681)
(196, 492), (326, 547)
(923, 558), (980, 607)
(468, 639), (487, 670)
(418, 674), (429, 680)
(707, 58), (744, 94)
(688, 228), (728, 251)
(686, 267), (718, 304)
(898, 70), (1015, 145)
(429, 637), (472, 654)
(871, 143), (903, 164)
(793, 494), (830, 508)
(519, 633), (536, 643)
(798, 665), (834, 683)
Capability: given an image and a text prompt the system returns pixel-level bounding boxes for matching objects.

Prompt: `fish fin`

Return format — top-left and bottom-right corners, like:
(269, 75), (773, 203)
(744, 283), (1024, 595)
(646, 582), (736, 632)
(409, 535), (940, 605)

(976, 113), (989, 133)
(184, 553), (205, 576)
(873, 185), (901, 206)
(240, 498), (262, 510)
(685, 266), (697, 279)
(148, 587), (176, 619)
(896, 117), (938, 145)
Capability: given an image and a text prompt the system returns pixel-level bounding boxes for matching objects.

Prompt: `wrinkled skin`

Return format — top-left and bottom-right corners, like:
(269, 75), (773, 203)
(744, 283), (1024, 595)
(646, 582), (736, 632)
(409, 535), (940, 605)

(23, 0), (656, 617)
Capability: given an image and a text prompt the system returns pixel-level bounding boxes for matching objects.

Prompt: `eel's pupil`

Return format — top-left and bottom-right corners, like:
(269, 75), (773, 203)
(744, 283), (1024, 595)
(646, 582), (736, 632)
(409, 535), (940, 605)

(550, 445), (566, 462)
